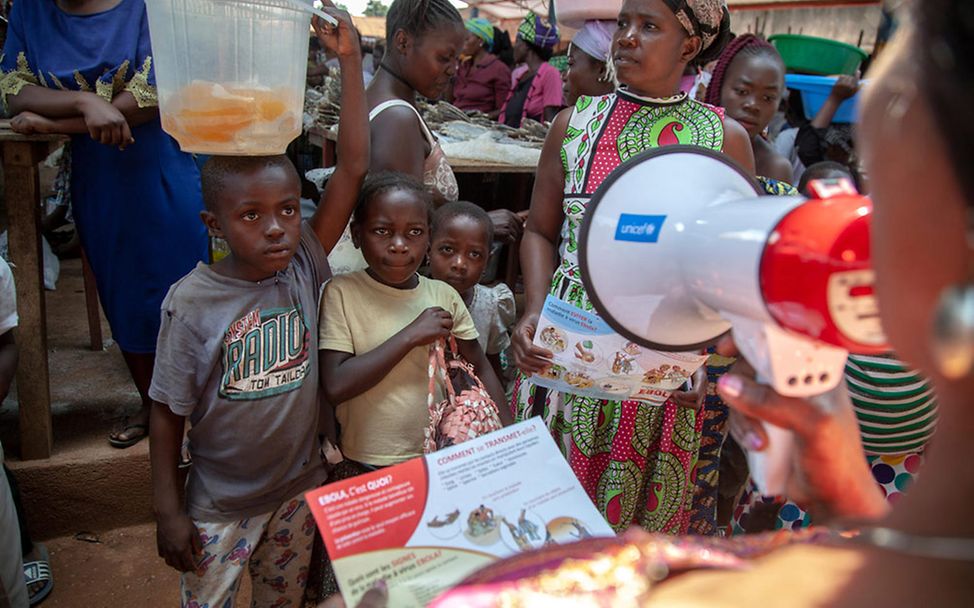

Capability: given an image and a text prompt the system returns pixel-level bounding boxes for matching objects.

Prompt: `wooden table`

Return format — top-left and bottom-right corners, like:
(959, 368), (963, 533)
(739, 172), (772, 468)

(1, 126), (66, 460)
(304, 126), (539, 174)
(450, 160), (537, 174)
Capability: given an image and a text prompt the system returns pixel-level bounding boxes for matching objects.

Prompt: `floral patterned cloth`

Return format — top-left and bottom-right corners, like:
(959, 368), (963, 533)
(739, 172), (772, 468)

(182, 491), (316, 608)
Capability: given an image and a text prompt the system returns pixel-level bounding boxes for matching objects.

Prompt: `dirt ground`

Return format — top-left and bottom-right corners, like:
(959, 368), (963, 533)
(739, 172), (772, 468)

(41, 524), (180, 607)
(0, 258), (261, 607)
(42, 523), (254, 607)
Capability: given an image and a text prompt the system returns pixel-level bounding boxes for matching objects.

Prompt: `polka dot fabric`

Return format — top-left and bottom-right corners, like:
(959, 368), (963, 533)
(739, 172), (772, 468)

(730, 451), (926, 534)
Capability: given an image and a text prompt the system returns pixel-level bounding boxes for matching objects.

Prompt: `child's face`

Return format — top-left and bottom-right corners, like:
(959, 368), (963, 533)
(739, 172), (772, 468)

(430, 215), (490, 298)
(202, 165), (302, 282)
(353, 189), (430, 288)
(720, 54), (784, 138)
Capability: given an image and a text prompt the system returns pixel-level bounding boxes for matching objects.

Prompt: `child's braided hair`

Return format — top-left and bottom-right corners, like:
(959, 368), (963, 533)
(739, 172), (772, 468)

(704, 33), (784, 107)
(385, 0), (462, 42)
(354, 171), (433, 225)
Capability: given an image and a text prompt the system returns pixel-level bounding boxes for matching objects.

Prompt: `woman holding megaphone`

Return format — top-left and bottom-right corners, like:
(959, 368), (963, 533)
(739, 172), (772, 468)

(430, 1), (973, 605)
(510, 0), (755, 535)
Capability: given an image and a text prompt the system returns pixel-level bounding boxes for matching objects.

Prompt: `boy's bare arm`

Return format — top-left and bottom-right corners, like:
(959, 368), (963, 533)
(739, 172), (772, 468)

(457, 339), (513, 426)
(150, 402), (200, 573)
(0, 332), (18, 403)
(309, 7), (369, 254)
(320, 308), (453, 404)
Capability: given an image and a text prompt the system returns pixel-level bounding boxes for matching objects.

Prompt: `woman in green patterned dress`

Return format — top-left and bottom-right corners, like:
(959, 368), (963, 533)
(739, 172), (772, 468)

(510, 0), (755, 534)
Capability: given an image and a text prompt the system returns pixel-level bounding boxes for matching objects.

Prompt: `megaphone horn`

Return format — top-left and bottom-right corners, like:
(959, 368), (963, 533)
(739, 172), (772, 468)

(579, 145), (887, 399)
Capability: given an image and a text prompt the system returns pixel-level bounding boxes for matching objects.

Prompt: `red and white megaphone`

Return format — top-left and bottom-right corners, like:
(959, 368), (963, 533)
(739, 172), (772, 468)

(579, 146), (888, 494)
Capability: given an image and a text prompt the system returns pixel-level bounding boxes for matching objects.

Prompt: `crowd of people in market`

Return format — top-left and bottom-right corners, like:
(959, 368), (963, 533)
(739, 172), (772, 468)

(0, 0), (970, 605)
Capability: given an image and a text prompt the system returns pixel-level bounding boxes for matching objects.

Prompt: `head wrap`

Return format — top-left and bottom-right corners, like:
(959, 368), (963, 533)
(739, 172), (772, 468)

(663, 0), (727, 53)
(571, 20), (615, 63)
(465, 18), (495, 46)
(517, 11), (560, 49)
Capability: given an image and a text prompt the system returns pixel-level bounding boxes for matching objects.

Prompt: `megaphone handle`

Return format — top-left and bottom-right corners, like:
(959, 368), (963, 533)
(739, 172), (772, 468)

(745, 421), (795, 496)
(744, 379), (848, 497)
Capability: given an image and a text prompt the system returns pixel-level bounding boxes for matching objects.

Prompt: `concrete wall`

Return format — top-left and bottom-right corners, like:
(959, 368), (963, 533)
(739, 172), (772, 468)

(731, 6), (884, 52)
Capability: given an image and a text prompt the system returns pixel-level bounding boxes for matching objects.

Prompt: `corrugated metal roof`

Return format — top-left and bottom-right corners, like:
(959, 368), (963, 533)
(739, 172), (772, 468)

(351, 16), (386, 39)
(468, 0), (549, 20)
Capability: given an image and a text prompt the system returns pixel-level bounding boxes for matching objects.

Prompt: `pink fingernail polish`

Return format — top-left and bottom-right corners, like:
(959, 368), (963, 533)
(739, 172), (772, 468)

(745, 432), (764, 451)
(718, 375), (743, 398)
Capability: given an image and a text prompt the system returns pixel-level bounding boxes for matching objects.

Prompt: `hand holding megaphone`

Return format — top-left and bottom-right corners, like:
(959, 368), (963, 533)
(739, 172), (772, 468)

(579, 146), (888, 496)
(714, 335), (888, 521)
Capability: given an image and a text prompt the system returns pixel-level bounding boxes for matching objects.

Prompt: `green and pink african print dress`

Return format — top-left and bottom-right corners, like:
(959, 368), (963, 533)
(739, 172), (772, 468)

(512, 90), (727, 534)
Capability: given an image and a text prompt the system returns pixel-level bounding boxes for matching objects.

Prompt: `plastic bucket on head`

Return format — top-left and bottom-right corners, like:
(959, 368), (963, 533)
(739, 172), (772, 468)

(146, 0), (313, 155)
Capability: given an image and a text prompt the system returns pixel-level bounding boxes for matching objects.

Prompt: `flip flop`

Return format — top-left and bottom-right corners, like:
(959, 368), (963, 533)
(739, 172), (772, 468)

(108, 421), (148, 449)
(24, 543), (53, 606)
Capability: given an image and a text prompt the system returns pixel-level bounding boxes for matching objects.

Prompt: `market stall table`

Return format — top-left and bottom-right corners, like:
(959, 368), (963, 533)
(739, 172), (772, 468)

(0, 124), (67, 460)
(305, 126), (539, 173)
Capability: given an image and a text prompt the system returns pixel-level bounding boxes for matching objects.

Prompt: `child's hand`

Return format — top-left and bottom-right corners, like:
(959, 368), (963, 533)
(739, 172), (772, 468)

(312, 1), (360, 60)
(156, 511), (201, 573)
(405, 307), (454, 346)
(829, 73), (860, 102)
(78, 93), (135, 149)
(670, 367), (708, 410)
(10, 111), (57, 135)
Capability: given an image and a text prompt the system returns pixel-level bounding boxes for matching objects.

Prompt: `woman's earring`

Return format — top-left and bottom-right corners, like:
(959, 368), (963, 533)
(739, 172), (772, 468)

(932, 280), (974, 379)
(932, 223), (974, 379)
(603, 58), (618, 87)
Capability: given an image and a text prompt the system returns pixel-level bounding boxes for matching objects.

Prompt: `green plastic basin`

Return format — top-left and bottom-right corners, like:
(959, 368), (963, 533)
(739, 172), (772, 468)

(768, 34), (868, 76)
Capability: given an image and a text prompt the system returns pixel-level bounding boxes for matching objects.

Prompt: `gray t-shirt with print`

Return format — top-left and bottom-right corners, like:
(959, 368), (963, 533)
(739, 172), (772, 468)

(149, 222), (330, 522)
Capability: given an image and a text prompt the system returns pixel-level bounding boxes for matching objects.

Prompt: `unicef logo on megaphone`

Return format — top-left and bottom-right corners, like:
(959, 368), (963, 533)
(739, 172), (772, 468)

(614, 214), (667, 243)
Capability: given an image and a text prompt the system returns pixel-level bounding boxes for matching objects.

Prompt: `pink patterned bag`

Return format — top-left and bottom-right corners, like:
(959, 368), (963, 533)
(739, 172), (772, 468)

(424, 336), (503, 453)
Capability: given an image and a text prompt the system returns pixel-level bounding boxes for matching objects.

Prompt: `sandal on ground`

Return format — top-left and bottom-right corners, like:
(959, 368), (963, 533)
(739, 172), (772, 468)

(24, 543), (53, 606)
(108, 418), (148, 449)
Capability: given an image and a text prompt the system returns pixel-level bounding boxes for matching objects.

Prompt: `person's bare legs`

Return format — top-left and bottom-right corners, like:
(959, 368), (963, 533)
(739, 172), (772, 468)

(109, 351), (155, 448)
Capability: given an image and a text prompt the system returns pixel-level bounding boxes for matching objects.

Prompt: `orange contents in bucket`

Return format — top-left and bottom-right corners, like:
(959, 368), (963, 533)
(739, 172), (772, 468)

(161, 81), (297, 151)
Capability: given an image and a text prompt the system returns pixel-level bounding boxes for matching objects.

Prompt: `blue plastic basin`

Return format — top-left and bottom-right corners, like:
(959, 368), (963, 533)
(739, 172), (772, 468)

(785, 74), (860, 124)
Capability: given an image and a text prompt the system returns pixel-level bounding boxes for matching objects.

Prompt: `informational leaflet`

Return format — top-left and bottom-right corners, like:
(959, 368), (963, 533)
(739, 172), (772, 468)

(530, 295), (710, 405)
(306, 419), (615, 608)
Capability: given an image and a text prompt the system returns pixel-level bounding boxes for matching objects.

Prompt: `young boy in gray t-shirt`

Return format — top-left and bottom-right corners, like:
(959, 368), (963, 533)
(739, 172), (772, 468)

(147, 14), (367, 606)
